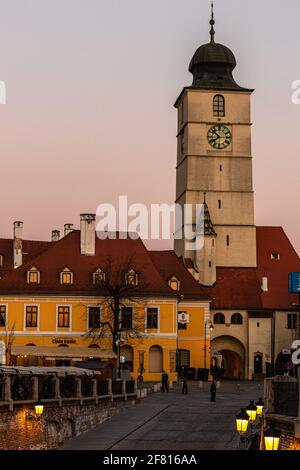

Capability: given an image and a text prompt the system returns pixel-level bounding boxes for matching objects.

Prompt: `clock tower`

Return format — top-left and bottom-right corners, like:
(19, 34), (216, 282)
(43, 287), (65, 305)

(174, 4), (257, 285)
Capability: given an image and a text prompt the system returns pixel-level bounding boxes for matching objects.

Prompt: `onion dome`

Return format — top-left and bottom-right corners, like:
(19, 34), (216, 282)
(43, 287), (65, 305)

(189, 2), (248, 91)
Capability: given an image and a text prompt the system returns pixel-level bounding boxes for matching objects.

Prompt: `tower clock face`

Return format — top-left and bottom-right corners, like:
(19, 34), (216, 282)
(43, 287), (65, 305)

(207, 125), (232, 150)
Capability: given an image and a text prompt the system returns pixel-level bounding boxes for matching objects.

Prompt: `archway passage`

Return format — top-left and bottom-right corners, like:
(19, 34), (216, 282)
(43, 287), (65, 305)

(211, 335), (245, 379)
(219, 350), (242, 379)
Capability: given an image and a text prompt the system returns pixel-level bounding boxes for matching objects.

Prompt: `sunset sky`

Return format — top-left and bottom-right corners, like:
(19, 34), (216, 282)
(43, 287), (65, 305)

(0, 0), (299, 253)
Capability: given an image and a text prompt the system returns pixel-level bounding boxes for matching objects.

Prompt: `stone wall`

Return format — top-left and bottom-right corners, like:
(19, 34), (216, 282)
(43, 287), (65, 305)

(0, 397), (135, 450)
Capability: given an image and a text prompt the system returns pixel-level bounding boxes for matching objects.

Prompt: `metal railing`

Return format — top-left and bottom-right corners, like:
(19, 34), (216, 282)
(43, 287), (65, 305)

(0, 368), (137, 410)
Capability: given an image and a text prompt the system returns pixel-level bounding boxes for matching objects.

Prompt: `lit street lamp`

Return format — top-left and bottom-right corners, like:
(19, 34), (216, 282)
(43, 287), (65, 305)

(236, 408), (250, 449)
(256, 397), (264, 418)
(264, 427), (281, 450)
(246, 400), (257, 423)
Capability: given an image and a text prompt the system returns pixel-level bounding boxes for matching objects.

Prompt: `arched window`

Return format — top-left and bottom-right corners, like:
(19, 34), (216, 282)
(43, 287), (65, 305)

(231, 313), (243, 325)
(213, 95), (225, 117)
(88, 344), (100, 349)
(213, 312), (225, 324)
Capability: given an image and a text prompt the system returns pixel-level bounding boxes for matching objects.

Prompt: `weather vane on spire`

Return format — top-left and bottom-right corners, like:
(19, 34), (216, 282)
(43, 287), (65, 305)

(210, 0), (215, 44)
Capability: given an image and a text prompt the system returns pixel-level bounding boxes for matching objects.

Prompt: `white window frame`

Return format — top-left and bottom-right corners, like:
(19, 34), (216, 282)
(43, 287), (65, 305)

(93, 269), (106, 285)
(60, 268), (74, 285)
(0, 303), (8, 328)
(56, 304), (72, 332)
(86, 305), (102, 331)
(24, 304), (40, 331)
(145, 306), (160, 334)
(27, 267), (40, 284)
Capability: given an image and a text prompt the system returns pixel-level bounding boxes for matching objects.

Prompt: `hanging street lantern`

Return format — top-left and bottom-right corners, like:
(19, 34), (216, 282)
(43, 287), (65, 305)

(264, 427), (281, 451)
(256, 397), (264, 417)
(236, 408), (250, 436)
(246, 400), (257, 423)
(35, 403), (44, 416)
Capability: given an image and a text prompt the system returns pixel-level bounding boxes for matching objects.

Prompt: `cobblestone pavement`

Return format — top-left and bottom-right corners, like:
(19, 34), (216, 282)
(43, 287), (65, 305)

(62, 380), (264, 450)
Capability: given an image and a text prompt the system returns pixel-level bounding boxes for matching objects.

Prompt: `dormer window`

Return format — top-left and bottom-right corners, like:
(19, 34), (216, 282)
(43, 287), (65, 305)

(169, 276), (180, 291)
(60, 268), (73, 285)
(27, 267), (40, 284)
(126, 269), (138, 287)
(270, 252), (280, 260)
(93, 268), (106, 285)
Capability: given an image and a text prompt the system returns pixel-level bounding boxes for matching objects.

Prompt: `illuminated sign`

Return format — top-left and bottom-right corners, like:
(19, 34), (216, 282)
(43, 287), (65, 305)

(52, 338), (76, 345)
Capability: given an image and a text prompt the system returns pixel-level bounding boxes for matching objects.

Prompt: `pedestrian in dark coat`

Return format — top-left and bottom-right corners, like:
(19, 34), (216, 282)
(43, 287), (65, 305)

(210, 380), (217, 402)
(181, 376), (188, 394)
(161, 370), (169, 392)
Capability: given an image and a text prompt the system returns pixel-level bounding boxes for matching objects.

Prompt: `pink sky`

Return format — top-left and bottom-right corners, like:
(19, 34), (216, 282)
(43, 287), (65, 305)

(0, 0), (299, 254)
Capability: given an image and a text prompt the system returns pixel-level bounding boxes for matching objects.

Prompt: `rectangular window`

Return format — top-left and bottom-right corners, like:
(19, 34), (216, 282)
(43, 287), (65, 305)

(287, 313), (297, 330)
(227, 235), (230, 246)
(218, 200), (221, 209)
(28, 271), (39, 284)
(58, 306), (70, 328)
(26, 306), (38, 328)
(61, 272), (73, 284)
(147, 308), (158, 329)
(88, 307), (101, 329)
(0, 305), (6, 326)
(121, 307), (133, 330)
(0, 255), (3, 266)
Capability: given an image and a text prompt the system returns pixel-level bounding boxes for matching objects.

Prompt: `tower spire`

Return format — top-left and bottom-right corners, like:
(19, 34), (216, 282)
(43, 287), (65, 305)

(210, 1), (215, 44)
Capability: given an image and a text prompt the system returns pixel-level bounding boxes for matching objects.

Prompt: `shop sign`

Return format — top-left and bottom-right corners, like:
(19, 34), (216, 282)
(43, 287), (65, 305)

(52, 337), (76, 345)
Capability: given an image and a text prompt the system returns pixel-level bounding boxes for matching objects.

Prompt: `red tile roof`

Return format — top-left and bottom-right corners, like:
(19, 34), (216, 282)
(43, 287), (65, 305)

(150, 251), (212, 301)
(0, 239), (52, 278)
(0, 231), (210, 300)
(202, 227), (300, 310)
(0, 226), (298, 310)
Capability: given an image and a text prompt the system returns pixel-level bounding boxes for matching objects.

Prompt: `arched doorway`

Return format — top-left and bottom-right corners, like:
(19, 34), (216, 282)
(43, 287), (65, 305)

(149, 345), (163, 373)
(120, 345), (134, 371)
(275, 352), (293, 376)
(254, 353), (263, 374)
(211, 335), (245, 380)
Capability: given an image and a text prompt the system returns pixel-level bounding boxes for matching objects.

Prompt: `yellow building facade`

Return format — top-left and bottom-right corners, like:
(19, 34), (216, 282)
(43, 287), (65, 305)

(0, 225), (211, 382)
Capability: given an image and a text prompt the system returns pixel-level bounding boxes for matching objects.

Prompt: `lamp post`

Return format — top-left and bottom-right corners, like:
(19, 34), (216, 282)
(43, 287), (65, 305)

(204, 321), (214, 370)
(236, 408), (250, 449)
(246, 400), (257, 423)
(256, 397), (264, 418)
(264, 427), (281, 450)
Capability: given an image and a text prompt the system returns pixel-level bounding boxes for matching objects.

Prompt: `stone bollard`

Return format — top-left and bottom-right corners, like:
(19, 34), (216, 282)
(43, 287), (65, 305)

(153, 384), (158, 392)
(199, 380), (204, 389)
(216, 381), (221, 389)
(169, 381), (173, 390)
(237, 383), (241, 393)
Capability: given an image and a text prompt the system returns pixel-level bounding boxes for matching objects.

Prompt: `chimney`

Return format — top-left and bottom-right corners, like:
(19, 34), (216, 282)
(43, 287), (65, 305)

(80, 214), (96, 256)
(64, 224), (74, 237)
(51, 230), (60, 242)
(262, 276), (268, 292)
(13, 221), (23, 268)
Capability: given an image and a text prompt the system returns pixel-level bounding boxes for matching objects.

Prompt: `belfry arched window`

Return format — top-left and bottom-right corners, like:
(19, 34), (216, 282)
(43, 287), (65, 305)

(213, 95), (225, 117)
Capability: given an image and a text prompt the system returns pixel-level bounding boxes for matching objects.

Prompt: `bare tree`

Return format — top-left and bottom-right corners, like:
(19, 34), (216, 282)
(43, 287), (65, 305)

(84, 256), (150, 376)
(0, 322), (16, 366)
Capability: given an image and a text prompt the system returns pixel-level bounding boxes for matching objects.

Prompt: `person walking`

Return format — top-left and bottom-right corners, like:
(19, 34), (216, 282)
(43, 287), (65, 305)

(161, 370), (169, 392)
(181, 376), (188, 394)
(210, 380), (217, 402)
